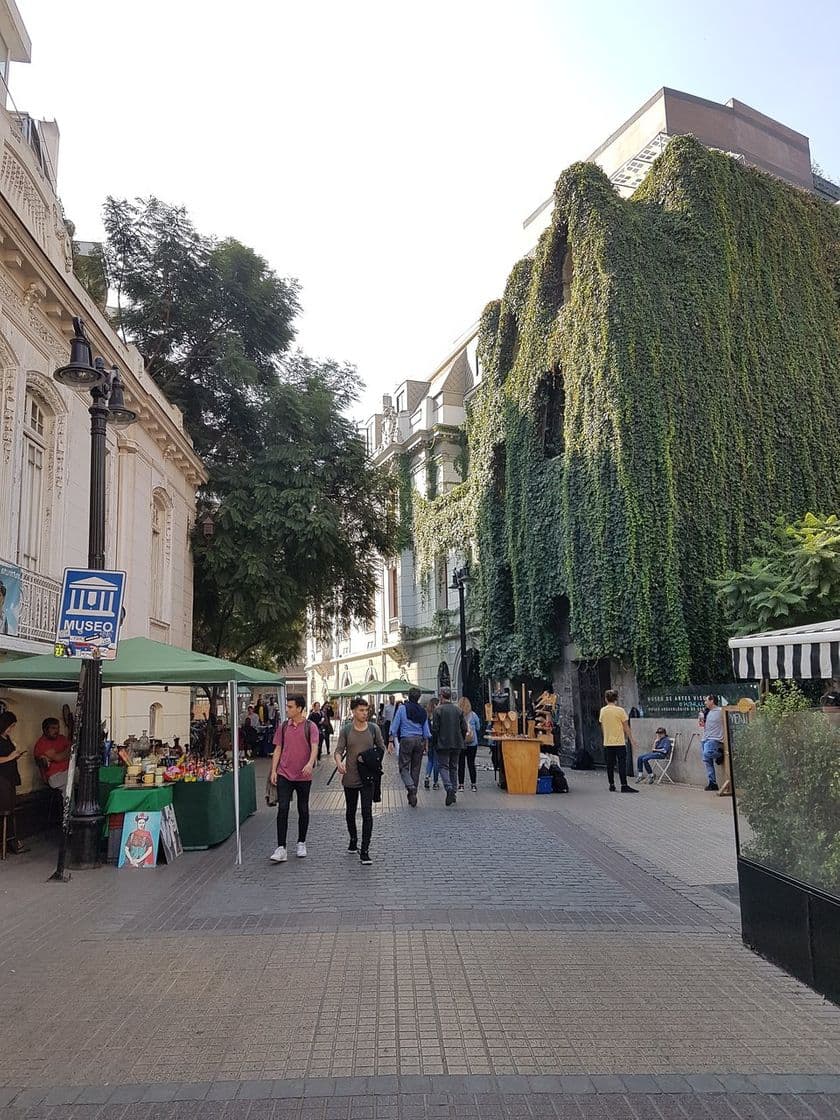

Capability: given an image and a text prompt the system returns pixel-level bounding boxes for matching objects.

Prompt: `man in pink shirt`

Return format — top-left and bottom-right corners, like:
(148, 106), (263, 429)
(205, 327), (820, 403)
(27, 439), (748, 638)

(269, 694), (320, 863)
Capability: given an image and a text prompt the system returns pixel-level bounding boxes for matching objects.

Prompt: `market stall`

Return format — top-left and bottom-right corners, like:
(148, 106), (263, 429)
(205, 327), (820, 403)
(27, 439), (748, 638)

(728, 619), (840, 1005)
(0, 637), (282, 866)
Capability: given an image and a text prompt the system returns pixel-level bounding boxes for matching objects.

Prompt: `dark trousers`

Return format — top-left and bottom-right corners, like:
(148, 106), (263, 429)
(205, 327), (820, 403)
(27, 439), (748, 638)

(398, 736), (424, 791)
(276, 777), (311, 846)
(604, 745), (628, 788)
(344, 784), (374, 852)
(320, 732), (331, 758)
(458, 746), (477, 785)
(435, 747), (460, 792)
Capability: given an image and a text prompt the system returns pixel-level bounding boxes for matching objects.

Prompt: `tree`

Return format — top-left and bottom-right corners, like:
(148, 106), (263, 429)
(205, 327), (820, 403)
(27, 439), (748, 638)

(103, 197), (395, 666)
(713, 513), (840, 635)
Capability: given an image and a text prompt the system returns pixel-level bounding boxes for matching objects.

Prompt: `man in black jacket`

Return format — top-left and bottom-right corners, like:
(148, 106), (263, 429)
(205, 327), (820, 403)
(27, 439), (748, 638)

(431, 687), (467, 805)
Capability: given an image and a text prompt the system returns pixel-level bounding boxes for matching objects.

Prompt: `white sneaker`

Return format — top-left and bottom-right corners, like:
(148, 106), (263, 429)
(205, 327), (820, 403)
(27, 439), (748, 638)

(648, 775), (656, 784)
(296, 842), (307, 858)
(270, 846), (287, 863)
(636, 772), (644, 783)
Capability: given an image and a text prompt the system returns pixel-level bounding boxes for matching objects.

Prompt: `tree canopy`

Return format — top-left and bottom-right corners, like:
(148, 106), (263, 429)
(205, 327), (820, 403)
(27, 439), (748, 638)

(103, 197), (394, 666)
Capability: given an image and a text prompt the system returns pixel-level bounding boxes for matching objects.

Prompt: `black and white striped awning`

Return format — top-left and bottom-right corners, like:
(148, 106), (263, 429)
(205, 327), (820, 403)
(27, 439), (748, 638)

(729, 620), (840, 680)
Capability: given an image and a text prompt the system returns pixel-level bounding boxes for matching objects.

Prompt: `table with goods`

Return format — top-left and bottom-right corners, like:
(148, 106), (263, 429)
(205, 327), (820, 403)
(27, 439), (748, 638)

(486, 690), (569, 794)
(101, 730), (257, 857)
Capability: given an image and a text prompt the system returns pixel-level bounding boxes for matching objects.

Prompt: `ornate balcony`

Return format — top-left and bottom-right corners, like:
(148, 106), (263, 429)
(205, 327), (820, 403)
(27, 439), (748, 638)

(18, 567), (61, 644)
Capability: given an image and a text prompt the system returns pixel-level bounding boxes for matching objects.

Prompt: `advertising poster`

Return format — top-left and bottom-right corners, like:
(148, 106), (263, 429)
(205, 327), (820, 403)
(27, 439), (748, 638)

(0, 560), (23, 637)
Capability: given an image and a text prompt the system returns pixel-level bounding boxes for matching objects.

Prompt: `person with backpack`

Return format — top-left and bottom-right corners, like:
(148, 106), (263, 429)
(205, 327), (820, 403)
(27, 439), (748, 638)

(431, 686), (467, 805)
(457, 696), (481, 792)
(423, 696), (441, 789)
(334, 695), (390, 865)
(388, 688), (431, 807)
(269, 694), (320, 863)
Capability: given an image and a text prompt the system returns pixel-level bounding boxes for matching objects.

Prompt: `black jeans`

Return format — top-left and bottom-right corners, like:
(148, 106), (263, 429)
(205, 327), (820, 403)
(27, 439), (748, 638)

(344, 784), (374, 852)
(276, 777), (311, 846)
(458, 745), (477, 785)
(604, 746), (628, 788)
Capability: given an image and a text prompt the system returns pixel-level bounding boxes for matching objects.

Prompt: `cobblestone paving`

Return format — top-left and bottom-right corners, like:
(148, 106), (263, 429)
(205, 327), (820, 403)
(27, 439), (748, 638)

(2, 758), (839, 1117)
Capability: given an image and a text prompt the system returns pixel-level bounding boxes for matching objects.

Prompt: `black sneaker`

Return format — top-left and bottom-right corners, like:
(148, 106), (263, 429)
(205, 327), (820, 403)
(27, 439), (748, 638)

(445, 789), (456, 806)
(423, 778), (430, 789)
(620, 785), (638, 793)
(705, 783), (719, 791)
(408, 789), (418, 807)
(347, 841), (358, 853)
(609, 785), (616, 792)
(359, 851), (372, 866)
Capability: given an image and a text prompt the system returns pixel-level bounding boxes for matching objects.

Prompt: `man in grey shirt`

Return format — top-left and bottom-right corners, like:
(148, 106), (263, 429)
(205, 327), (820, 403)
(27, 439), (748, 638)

(700, 694), (724, 791)
(431, 686), (467, 805)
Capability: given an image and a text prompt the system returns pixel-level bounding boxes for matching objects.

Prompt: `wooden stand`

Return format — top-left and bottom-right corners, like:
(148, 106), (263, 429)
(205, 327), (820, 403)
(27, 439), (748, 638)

(501, 738), (541, 794)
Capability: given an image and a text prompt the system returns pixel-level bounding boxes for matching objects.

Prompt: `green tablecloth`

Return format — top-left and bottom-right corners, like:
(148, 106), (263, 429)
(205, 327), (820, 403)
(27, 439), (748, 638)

(170, 764), (257, 850)
(99, 765), (127, 811)
(104, 785), (174, 815)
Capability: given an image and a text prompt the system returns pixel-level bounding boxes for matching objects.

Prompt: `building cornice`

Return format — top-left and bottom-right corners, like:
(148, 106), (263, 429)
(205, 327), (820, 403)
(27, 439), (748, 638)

(0, 204), (207, 487)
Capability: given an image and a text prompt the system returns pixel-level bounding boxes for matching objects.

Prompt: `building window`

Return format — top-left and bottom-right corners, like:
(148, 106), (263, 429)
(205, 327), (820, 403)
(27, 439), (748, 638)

(388, 566), (399, 622)
(437, 661), (451, 689)
(17, 393), (48, 571)
(536, 372), (566, 459)
(396, 392), (406, 412)
(435, 557), (448, 610)
(149, 702), (163, 738)
(150, 490), (171, 622)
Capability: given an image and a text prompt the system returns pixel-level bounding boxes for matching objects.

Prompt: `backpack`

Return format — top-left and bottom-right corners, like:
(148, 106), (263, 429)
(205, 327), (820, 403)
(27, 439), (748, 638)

(552, 770), (569, 793)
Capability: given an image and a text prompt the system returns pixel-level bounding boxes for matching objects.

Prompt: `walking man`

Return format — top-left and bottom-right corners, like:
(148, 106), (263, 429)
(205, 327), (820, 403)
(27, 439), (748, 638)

(389, 688), (431, 807)
(269, 694), (320, 862)
(380, 694), (397, 742)
(598, 689), (638, 793)
(432, 686), (467, 805)
(334, 695), (390, 865)
(699, 694), (724, 791)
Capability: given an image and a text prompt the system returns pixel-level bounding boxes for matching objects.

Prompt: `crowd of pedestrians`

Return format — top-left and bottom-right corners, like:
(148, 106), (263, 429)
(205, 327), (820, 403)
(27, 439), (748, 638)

(267, 685), (485, 866)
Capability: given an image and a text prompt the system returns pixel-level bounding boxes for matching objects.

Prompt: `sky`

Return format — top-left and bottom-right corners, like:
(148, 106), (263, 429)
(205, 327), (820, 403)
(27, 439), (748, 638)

(10, 0), (840, 421)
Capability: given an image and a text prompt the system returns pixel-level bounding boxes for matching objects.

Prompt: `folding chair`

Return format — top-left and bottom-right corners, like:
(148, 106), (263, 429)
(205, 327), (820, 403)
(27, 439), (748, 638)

(650, 732), (679, 784)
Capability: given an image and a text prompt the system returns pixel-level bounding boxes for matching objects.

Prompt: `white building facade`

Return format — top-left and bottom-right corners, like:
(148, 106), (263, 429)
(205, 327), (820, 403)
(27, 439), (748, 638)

(0, 0), (206, 794)
(305, 332), (481, 705)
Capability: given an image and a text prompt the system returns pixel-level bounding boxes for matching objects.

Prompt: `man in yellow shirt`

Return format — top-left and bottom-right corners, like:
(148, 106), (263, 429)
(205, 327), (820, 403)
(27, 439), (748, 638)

(598, 689), (638, 793)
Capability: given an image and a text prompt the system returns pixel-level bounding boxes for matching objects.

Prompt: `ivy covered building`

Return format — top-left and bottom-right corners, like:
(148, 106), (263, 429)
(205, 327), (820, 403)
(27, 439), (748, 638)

(411, 90), (840, 752)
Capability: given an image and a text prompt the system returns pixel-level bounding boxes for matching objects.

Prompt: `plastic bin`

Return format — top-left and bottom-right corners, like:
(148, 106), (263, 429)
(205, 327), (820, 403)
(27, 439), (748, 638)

(536, 774), (554, 794)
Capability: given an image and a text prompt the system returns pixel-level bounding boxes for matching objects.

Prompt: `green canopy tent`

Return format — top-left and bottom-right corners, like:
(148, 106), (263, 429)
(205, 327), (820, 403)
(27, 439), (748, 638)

(379, 677), (433, 694)
(0, 637), (284, 865)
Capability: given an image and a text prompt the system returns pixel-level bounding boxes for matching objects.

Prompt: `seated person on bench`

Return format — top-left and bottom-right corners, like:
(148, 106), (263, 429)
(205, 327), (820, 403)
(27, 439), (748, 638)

(635, 726), (672, 784)
(33, 717), (71, 792)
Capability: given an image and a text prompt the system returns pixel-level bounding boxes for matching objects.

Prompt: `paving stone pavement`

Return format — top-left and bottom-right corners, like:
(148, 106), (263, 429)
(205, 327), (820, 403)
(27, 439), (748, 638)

(2, 756), (839, 1118)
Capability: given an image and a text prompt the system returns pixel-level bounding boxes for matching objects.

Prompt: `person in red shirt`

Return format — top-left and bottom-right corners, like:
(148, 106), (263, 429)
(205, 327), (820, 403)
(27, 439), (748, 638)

(33, 717), (71, 793)
(269, 694), (320, 863)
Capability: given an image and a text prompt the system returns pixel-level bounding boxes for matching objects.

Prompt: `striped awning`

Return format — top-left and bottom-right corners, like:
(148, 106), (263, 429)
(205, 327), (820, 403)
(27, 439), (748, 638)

(729, 619), (840, 680)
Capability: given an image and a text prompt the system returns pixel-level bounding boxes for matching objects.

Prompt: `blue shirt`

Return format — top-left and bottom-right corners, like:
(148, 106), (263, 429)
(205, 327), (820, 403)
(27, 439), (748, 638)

(466, 711), (481, 745)
(390, 705), (431, 742)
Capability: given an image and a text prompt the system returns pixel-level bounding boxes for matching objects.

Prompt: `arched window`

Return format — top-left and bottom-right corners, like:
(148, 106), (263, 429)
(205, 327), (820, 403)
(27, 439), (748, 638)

(17, 391), (49, 570)
(437, 661), (451, 690)
(149, 702), (163, 738)
(150, 489), (172, 622)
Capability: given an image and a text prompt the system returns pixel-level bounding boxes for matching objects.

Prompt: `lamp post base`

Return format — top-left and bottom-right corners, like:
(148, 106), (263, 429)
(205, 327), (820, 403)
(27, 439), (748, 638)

(68, 814), (104, 869)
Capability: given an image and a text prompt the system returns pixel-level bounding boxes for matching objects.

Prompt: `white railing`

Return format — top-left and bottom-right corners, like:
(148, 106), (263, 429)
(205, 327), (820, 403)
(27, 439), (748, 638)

(18, 568), (61, 644)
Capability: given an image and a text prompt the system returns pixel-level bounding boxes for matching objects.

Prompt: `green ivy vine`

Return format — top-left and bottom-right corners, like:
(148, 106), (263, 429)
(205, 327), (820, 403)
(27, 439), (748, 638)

(410, 136), (840, 684)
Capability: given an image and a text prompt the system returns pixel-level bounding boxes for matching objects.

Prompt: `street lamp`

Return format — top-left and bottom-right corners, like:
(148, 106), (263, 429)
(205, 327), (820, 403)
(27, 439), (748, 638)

(54, 317), (137, 868)
(449, 566), (469, 696)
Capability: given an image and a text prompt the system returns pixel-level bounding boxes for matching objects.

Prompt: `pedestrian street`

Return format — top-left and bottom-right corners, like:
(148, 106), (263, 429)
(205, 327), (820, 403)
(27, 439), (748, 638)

(2, 755), (840, 1120)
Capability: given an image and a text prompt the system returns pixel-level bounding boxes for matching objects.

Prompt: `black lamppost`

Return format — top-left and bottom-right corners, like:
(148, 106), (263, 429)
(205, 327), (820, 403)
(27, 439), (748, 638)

(54, 317), (136, 868)
(449, 566), (469, 696)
